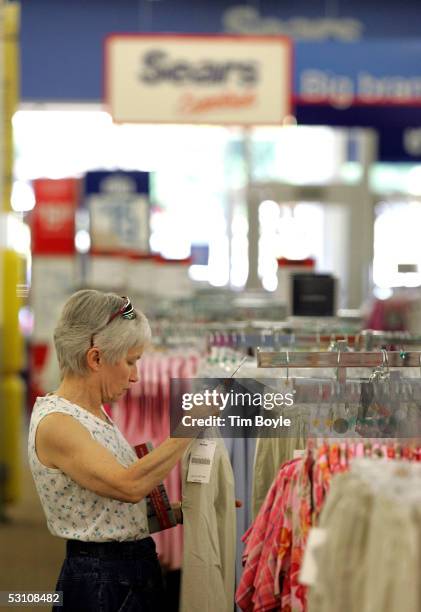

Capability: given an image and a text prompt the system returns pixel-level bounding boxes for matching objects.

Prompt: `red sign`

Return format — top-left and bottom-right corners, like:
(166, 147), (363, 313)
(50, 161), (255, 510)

(28, 343), (49, 412)
(277, 257), (315, 268)
(31, 178), (79, 254)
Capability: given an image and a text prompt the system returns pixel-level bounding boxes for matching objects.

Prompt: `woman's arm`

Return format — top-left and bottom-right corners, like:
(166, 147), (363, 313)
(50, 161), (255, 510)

(36, 414), (192, 503)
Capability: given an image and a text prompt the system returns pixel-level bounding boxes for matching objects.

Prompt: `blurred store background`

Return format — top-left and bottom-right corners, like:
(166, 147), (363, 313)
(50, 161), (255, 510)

(2, 0), (421, 609)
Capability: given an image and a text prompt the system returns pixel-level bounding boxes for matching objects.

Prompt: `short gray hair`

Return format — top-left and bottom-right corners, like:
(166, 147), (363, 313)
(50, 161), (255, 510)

(54, 289), (151, 377)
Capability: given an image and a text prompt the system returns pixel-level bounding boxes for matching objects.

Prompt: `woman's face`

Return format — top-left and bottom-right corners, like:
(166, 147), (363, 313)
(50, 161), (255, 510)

(99, 345), (143, 403)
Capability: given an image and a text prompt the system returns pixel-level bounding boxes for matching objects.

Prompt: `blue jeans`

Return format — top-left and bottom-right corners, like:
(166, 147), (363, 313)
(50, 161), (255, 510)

(53, 537), (164, 612)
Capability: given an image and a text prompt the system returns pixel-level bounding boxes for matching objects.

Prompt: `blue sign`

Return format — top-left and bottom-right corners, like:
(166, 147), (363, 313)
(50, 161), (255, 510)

(296, 103), (421, 161)
(84, 171), (149, 196)
(84, 171), (150, 252)
(191, 245), (209, 266)
(21, 0), (421, 102)
(295, 41), (421, 106)
(294, 41), (421, 160)
(19, 2), (421, 159)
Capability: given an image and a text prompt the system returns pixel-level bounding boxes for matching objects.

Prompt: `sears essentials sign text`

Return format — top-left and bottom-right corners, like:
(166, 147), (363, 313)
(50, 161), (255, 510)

(104, 34), (292, 125)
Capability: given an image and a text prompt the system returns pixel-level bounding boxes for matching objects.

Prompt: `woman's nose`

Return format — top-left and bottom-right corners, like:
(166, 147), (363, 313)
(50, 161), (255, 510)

(130, 366), (139, 383)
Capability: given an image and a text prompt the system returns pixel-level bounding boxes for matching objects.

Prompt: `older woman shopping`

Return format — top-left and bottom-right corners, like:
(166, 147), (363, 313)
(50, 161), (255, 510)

(28, 289), (201, 611)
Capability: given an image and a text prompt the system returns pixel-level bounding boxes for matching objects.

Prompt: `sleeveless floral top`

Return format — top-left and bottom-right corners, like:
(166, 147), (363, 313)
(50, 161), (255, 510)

(28, 395), (149, 542)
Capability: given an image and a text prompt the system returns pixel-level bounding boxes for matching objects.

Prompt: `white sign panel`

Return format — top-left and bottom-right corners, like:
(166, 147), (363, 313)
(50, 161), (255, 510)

(105, 34), (292, 125)
(152, 263), (194, 299)
(88, 194), (149, 252)
(31, 257), (79, 342)
(87, 255), (128, 291)
(127, 259), (156, 294)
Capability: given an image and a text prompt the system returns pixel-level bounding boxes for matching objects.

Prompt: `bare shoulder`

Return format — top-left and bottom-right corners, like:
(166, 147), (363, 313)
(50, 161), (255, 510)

(37, 412), (91, 449)
(35, 412), (94, 469)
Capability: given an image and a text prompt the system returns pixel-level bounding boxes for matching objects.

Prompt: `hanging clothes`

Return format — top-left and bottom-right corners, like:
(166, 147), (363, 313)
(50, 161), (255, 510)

(251, 369), (421, 519)
(238, 439), (421, 612)
(180, 433), (236, 612)
(224, 435), (257, 596)
(250, 368), (336, 519)
(252, 436), (306, 520)
(309, 458), (421, 612)
(237, 457), (312, 612)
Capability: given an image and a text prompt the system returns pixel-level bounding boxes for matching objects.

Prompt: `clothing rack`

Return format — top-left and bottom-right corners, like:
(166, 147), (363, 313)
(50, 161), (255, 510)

(206, 319), (362, 351)
(209, 331), (361, 350)
(257, 349), (421, 384)
(237, 438), (421, 612)
(359, 329), (421, 350)
(153, 317), (421, 351)
(153, 319), (421, 353)
(211, 327), (421, 351)
(257, 349), (421, 368)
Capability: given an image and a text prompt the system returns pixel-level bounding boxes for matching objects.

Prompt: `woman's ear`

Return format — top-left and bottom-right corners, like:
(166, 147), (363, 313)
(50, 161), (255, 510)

(86, 347), (101, 371)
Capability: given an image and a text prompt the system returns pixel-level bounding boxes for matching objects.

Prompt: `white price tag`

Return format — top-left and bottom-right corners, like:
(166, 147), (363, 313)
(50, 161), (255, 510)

(299, 527), (327, 586)
(187, 440), (217, 484)
(293, 449), (305, 459)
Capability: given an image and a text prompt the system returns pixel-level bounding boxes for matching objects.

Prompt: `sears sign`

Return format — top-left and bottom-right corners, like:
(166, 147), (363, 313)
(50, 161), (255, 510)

(104, 34), (292, 125)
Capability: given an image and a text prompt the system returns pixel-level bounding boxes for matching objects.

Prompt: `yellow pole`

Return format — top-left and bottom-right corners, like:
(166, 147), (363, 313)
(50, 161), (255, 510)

(0, 2), (23, 506)
(3, 1), (19, 212)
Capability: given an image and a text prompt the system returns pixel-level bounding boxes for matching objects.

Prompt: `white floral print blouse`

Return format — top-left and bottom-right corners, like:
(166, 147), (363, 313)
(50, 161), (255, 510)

(28, 395), (149, 542)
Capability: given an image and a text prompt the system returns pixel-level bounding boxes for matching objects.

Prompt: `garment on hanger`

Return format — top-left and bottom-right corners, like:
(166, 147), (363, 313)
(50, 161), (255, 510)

(198, 350), (260, 594)
(237, 457), (312, 612)
(251, 369), (421, 518)
(238, 438), (421, 612)
(252, 436), (305, 520)
(180, 430), (236, 612)
(250, 367), (333, 520)
(224, 435), (256, 597)
(309, 458), (421, 612)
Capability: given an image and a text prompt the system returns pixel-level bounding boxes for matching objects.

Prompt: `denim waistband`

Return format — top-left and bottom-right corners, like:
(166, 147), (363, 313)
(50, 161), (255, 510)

(66, 536), (156, 560)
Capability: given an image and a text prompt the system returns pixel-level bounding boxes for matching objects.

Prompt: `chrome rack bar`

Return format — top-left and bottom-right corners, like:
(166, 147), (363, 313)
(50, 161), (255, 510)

(208, 331), (360, 349)
(257, 350), (420, 369)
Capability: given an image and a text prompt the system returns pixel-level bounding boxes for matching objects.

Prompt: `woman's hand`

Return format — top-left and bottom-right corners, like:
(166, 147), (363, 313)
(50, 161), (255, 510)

(171, 501), (183, 524)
